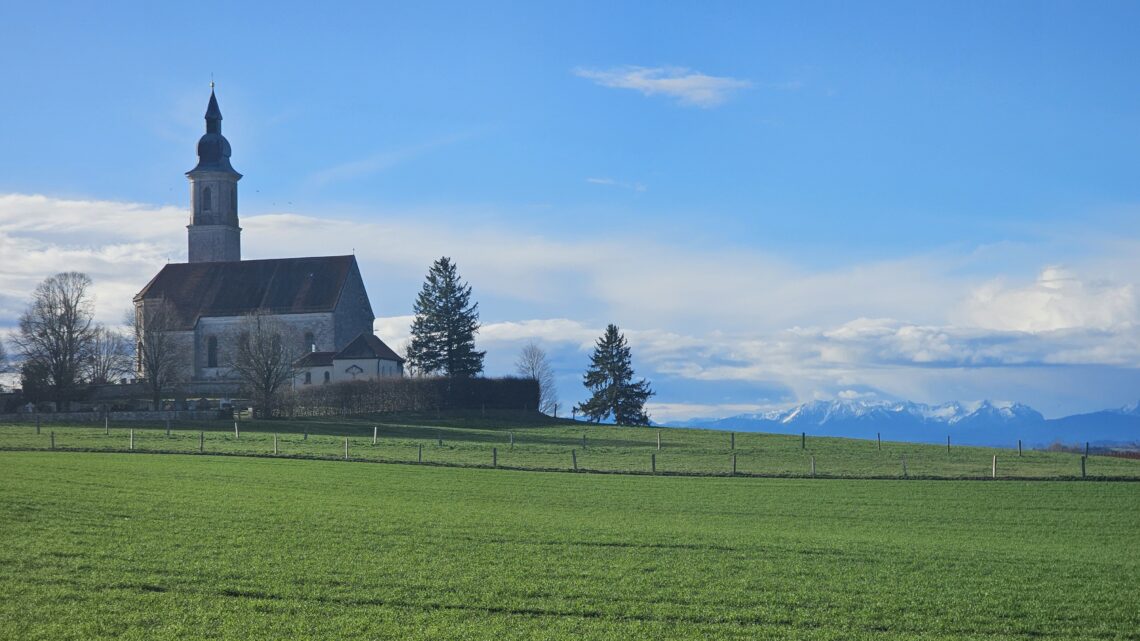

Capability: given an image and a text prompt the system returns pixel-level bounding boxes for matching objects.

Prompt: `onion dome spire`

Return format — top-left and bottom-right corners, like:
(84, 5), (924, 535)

(188, 83), (240, 175)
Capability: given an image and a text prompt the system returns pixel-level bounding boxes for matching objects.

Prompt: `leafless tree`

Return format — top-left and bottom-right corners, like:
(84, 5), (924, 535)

(86, 325), (132, 384)
(515, 341), (558, 415)
(130, 299), (189, 410)
(12, 272), (96, 407)
(229, 311), (299, 418)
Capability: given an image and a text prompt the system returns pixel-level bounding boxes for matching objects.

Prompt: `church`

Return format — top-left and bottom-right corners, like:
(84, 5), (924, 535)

(133, 88), (403, 392)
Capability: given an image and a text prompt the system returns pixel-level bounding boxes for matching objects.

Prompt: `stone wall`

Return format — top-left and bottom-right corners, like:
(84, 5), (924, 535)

(333, 262), (376, 348)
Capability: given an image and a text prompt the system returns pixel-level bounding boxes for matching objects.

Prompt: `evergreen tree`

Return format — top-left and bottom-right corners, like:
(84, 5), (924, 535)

(407, 257), (485, 378)
(575, 324), (654, 425)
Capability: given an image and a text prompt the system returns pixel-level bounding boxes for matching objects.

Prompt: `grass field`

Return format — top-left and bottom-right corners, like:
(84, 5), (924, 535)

(1, 451), (1138, 640)
(1, 411), (1137, 480)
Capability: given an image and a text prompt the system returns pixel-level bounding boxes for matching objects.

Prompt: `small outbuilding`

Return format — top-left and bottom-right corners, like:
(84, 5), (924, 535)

(294, 332), (404, 388)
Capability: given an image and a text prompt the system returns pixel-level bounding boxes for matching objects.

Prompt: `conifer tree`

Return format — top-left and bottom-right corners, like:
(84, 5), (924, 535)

(575, 324), (653, 425)
(407, 257), (485, 378)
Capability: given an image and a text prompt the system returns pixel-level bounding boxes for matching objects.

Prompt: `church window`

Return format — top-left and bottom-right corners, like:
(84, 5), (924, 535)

(304, 372), (312, 385)
(323, 371), (331, 384)
(136, 342), (143, 373)
(207, 336), (218, 368)
(304, 332), (315, 352)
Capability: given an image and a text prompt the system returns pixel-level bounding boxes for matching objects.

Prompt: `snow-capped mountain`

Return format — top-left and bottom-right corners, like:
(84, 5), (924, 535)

(670, 399), (1138, 447)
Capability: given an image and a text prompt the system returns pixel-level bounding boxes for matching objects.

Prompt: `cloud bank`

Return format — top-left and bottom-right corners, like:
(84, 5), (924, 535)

(2, 193), (1139, 420)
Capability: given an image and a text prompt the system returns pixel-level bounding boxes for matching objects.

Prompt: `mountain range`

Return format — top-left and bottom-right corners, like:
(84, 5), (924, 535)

(668, 399), (1140, 448)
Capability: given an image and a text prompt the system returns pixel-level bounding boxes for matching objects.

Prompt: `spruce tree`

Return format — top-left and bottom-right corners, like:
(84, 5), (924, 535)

(407, 257), (485, 378)
(575, 324), (654, 425)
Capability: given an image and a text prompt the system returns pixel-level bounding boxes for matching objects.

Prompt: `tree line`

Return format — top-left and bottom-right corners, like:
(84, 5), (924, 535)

(3, 261), (655, 425)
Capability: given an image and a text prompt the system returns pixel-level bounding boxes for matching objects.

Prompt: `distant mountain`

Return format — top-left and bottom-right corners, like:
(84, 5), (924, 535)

(668, 399), (1140, 448)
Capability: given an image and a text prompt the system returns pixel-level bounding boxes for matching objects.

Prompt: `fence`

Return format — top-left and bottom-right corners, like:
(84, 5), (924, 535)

(2, 423), (1134, 481)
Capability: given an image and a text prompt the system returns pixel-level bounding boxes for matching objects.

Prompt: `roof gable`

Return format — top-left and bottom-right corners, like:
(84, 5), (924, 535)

(334, 332), (404, 363)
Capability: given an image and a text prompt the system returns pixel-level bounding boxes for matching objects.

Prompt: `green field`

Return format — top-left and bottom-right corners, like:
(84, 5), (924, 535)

(1, 411), (1137, 479)
(1, 450), (1138, 640)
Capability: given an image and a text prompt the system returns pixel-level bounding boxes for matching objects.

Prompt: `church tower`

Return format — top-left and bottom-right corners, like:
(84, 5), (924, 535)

(186, 86), (242, 263)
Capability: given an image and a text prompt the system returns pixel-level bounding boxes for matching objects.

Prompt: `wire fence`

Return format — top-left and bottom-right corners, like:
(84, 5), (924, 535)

(3, 423), (1138, 481)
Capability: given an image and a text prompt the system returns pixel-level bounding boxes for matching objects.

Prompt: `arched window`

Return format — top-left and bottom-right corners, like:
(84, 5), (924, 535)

(207, 336), (218, 368)
(323, 371), (330, 384)
(304, 372), (312, 385)
(202, 186), (212, 212)
(304, 332), (315, 352)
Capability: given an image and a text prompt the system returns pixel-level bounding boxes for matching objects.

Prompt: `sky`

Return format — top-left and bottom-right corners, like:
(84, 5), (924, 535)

(2, 1), (1139, 420)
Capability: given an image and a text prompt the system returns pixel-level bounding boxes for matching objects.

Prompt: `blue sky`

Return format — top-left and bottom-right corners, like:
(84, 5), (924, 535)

(2, 1), (1140, 419)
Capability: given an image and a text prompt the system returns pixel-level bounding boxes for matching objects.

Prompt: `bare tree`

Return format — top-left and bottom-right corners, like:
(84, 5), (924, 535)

(229, 311), (298, 418)
(12, 272), (96, 407)
(86, 325), (132, 384)
(130, 300), (189, 410)
(515, 341), (558, 415)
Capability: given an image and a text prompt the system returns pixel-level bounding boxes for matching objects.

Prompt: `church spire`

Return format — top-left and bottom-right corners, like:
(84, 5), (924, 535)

(189, 86), (239, 175)
(186, 84), (242, 263)
(205, 86), (222, 134)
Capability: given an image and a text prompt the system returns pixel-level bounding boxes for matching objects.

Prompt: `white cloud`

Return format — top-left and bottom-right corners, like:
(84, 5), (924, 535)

(574, 66), (751, 107)
(957, 266), (1137, 332)
(586, 177), (647, 192)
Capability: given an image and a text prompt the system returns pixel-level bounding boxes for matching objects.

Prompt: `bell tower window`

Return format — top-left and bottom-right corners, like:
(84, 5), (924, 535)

(202, 186), (212, 212)
(207, 336), (218, 368)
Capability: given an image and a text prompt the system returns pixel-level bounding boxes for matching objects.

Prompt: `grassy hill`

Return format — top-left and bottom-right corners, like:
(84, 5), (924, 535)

(1, 410), (1137, 479)
(1, 451), (1137, 640)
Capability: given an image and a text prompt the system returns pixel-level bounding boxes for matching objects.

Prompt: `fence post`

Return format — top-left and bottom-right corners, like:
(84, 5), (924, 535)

(303, 430), (308, 441)
(50, 431), (55, 450)
(418, 444), (423, 463)
(199, 431), (204, 453)
(1085, 441), (1090, 458)
(992, 455), (997, 479)
(36, 415), (40, 435)
(947, 435), (951, 454)
(234, 421), (239, 440)
(129, 429), (134, 451)
(732, 453), (737, 476)
(1018, 439), (1022, 457)
(810, 456), (816, 478)
(509, 432), (514, 449)
(582, 434), (587, 449)
(437, 433), (442, 447)
(166, 419), (171, 437)
(344, 438), (349, 460)
(877, 432), (881, 451)
(801, 432), (805, 450)
(731, 432), (735, 450)
(274, 434), (278, 455)
(493, 447), (498, 468)
(105, 415), (109, 435)
(572, 449), (578, 472)
(651, 453), (656, 475)
(657, 430), (661, 451)
(373, 426), (377, 446)
(1081, 456), (1086, 478)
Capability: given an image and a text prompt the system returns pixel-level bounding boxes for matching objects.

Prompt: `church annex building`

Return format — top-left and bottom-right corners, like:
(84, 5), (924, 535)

(133, 88), (403, 396)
